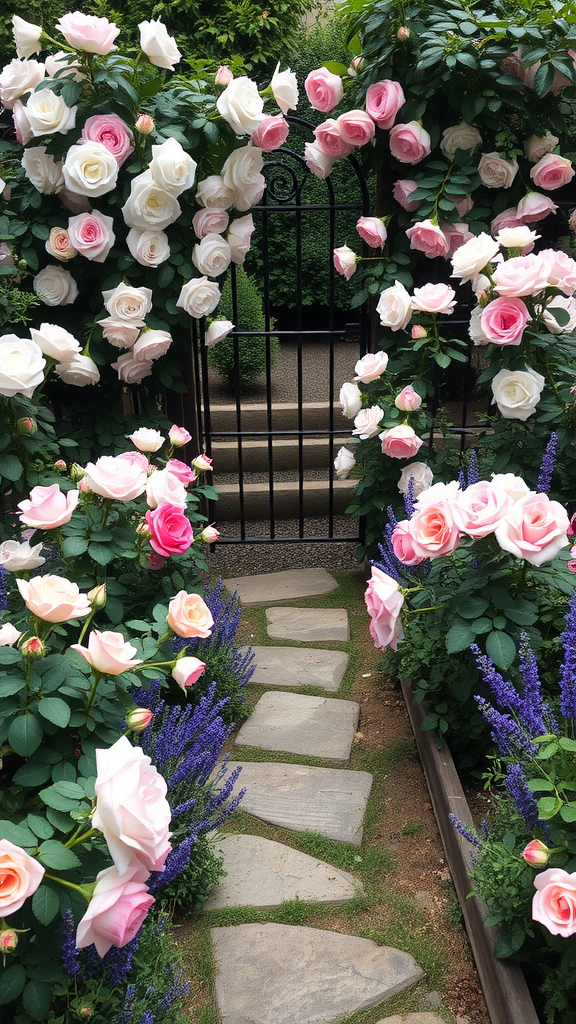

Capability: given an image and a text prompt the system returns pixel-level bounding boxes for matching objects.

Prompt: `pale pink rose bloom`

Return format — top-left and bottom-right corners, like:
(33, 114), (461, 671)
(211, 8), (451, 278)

(227, 214), (255, 265)
(0, 839), (45, 916)
(333, 244), (357, 279)
(389, 121), (431, 164)
(71, 630), (143, 675)
(492, 253), (549, 296)
(480, 296), (531, 346)
(56, 353), (100, 387)
(395, 386), (422, 412)
(353, 405), (384, 439)
(356, 216), (387, 249)
(525, 132), (559, 162)
(12, 99), (33, 145)
(540, 249), (576, 296)
(495, 492), (570, 566)
(132, 330), (172, 363)
(169, 425), (192, 448)
(478, 152), (519, 188)
(532, 868), (576, 938)
(18, 483), (79, 528)
(29, 323), (80, 360)
(391, 520), (424, 566)
(336, 110), (376, 147)
(304, 141), (335, 179)
(406, 220), (449, 259)
(111, 351), (153, 384)
(251, 114), (289, 152)
(409, 500), (461, 558)
(172, 656), (206, 691)
(92, 736), (172, 874)
(83, 455), (148, 501)
(17, 574), (91, 622)
(491, 208), (523, 234)
(353, 351), (389, 382)
(192, 453), (213, 471)
(81, 113), (134, 166)
(516, 192), (558, 223)
(195, 175), (234, 210)
(166, 458), (196, 485)
(167, 591), (214, 638)
(393, 179), (419, 211)
(446, 194), (474, 217)
(380, 424), (423, 459)
(215, 66), (233, 86)
(0, 623), (23, 646)
(67, 211), (115, 262)
(442, 221), (474, 257)
(314, 119), (353, 159)
(452, 480), (514, 538)
(411, 282), (456, 315)
(56, 12), (120, 54)
(530, 153), (575, 191)
(365, 80), (405, 129)
(192, 208), (230, 238)
(116, 451), (149, 473)
(98, 318), (141, 349)
(146, 468), (187, 509)
(543, 295), (576, 334)
(365, 566), (404, 651)
(304, 67), (343, 113)
(0, 58), (44, 110)
(128, 427), (164, 452)
(45, 51), (84, 82)
(76, 864), (154, 957)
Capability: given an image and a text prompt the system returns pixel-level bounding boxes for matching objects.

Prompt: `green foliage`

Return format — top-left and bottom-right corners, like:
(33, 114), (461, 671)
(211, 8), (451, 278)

(208, 267), (280, 389)
(158, 833), (225, 910)
(191, 642), (250, 726)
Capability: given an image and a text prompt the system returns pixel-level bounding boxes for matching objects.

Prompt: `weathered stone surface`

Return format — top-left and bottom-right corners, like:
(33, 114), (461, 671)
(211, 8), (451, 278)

(266, 607), (349, 642)
(211, 923), (424, 1024)
(224, 568), (338, 606)
(227, 761), (372, 845)
(375, 1015), (445, 1024)
(235, 691), (359, 762)
(203, 834), (361, 911)
(240, 646), (348, 692)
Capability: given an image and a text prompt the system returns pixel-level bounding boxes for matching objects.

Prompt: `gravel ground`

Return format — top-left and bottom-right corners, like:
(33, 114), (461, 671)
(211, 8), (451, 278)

(207, 537), (361, 577)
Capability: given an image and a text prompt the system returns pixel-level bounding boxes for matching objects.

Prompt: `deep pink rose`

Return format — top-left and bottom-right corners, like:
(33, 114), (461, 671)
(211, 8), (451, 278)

(516, 192), (558, 223)
(406, 219), (448, 259)
(56, 12), (120, 54)
(409, 500), (461, 558)
(76, 864), (155, 956)
(356, 216), (387, 249)
(251, 114), (289, 152)
(336, 110), (376, 147)
(380, 424), (423, 459)
(166, 458), (196, 486)
(492, 253), (549, 296)
(480, 296), (531, 346)
(452, 480), (514, 538)
(365, 80), (405, 129)
(533, 868), (576, 938)
(495, 492), (570, 565)
(145, 502), (193, 557)
(530, 154), (575, 191)
(304, 67), (343, 113)
(389, 121), (431, 164)
(81, 114), (134, 165)
(393, 179), (419, 211)
(67, 211), (115, 263)
(365, 566), (404, 651)
(18, 483), (79, 529)
(314, 119), (352, 159)
(391, 520), (424, 565)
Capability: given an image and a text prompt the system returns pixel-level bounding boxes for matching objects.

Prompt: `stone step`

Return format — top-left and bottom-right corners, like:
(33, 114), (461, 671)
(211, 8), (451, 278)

(234, 691), (360, 764)
(240, 646), (348, 692)
(227, 761), (372, 845)
(212, 436), (351, 473)
(203, 834), (361, 911)
(266, 606), (349, 642)
(207, 401), (341, 433)
(376, 1015), (445, 1024)
(224, 567), (338, 605)
(211, 923), (424, 1024)
(214, 478), (355, 521)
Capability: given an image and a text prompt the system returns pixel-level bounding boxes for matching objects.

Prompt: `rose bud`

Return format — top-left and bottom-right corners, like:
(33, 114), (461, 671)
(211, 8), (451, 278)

(79, 1009), (93, 1019)
(87, 583), (107, 611)
(411, 325), (427, 340)
(192, 453), (213, 472)
(54, 459), (67, 472)
(20, 636), (45, 659)
(397, 26), (410, 39)
(147, 552), (167, 570)
(522, 839), (551, 866)
(17, 417), (37, 435)
(135, 113), (154, 134)
(136, 522), (151, 537)
(172, 656), (206, 692)
(169, 425), (192, 447)
(215, 66), (233, 87)
(568, 512), (576, 536)
(70, 463), (85, 483)
(126, 708), (154, 732)
(395, 385), (422, 412)
(201, 526), (220, 543)
(0, 929), (18, 953)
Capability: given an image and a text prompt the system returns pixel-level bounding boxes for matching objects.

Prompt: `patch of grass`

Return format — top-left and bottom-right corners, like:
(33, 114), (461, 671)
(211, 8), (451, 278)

(358, 889), (447, 992)
(296, 831), (392, 878)
(231, 745), (348, 768)
(402, 821), (424, 836)
(339, 989), (456, 1024)
(205, 898), (336, 930)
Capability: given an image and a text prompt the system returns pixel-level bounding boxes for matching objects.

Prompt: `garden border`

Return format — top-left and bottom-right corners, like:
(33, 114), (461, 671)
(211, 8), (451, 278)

(400, 678), (540, 1024)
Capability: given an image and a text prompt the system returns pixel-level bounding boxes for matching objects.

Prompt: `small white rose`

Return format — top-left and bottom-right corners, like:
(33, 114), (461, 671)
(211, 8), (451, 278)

(221, 144), (266, 212)
(139, 19), (181, 70)
(334, 447), (356, 479)
(132, 329), (173, 361)
(227, 214), (254, 265)
(111, 351), (153, 384)
(33, 265), (78, 306)
(353, 405), (384, 439)
(217, 76), (265, 135)
(149, 137), (197, 196)
(440, 122), (482, 160)
(205, 320), (234, 346)
(491, 366), (545, 421)
(397, 462), (433, 497)
(12, 16), (42, 59)
(0, 622), (23, 646)
(376, 280), (412, 331)
(127, 427), (165, 453)
(176, 277), (221, 319)
(477, 152), (519, 189)
(270, 62), (299, 114)
(353, 351), (389, 383)
(97, 318), (141, 349)
(451, 232), (500, 283)
(339, 382), (362, 418)
(195, 175), (235, 210)
(55, 353), (100, 386)
(102, 283), (152, 322)
(146, 467), (187, 508)
(0, 335), (45, 398)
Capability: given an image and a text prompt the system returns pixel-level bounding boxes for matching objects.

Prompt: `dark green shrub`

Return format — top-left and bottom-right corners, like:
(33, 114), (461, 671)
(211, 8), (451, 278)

(157, 834), (225, 911)
(208, 267), (280, 390)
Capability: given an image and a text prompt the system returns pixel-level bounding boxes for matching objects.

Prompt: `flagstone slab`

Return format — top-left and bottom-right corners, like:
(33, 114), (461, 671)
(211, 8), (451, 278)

(227, 762), (372, 845)
(376, 1016), (445, 1024)
(203, 834), (361, 911)
(211, 922), (424, 1024)
(224, 568), (338, 605)
(266, 606), (349, 642)
(239, 646), (348, 692)
(234, 691), (360, 762)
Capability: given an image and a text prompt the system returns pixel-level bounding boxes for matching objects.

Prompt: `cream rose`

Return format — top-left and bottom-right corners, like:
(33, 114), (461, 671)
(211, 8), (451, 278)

(376, 280), (412, 331)
(192, 207), (230, 238)
(149, 138), (197, 196)
(33, 266), (78, 306)
(12, 16), (42, 59)
(167, 590), (214, 638)
(192, 233), (232, 278)
(17, 574), (91, 622)
(270, 62), (299, 114)
(478, 152), (519, 189)
(339, 381), (362, 418)
(128, 427), (165, 452)
(126, 227), (170, 267)
(176, 277), (221, 319)
(195, 175), (235, 210)
(353, 351), (389, 382)
(440, 122), (482, 160)
(25, 88), (76, 137)
(30, 323), (80, 360)
(524, 132), (559, 162)
(353, 405), (384, 439)
(227, 214), (254, 265)
(46, 227), (77, 261)
(63, 141), (118, 197)
(122, 170), (181, 230)
(97, 318), (141, 349)
(0, 623), (23, 646)
(55, 353), (100, 386)
(491, 366), (545, 420)
(221, 144), (266, 212)
(102, 283), (152, 322)
(139, 19), (181, 70)
(216, 76), (265, 135)
(0, 58), (44, 109)
(451, 232), (500, 283)
(205, 320), (234, 346)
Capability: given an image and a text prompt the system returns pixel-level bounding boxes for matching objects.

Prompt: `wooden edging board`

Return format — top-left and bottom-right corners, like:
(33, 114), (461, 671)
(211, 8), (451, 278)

(400, 677), (540, 1024)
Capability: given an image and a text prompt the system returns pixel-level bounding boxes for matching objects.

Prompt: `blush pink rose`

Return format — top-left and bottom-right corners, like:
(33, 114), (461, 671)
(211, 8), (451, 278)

(530, 154), (575, 191)
(192, 207), (229, 238)
(169, 425), (192, 447)
(516, 192), (558, 223)
(18, 483), (79, 528)
(333, 244), (357, 279)
(84, 455), (148, 501)
(145, 503), (193, 557)
(442, 221), (474, 257)
(541, 249), (576, 296)
(389, 121), (431, 164)
(70, 629), (143, 675)
(406, 219), (449, 259)
(111, 351), (153, 385)
(395, 386), (422, 412)
(452, 480), (514, 538)
(495, 492), (570, 565)
(251, 114), (289, 152)
(76, 864), (154, 957)
(336, 110), (376, 147)
(56, 12), (120, 53)
(67, 211), (115, 262)
(446, 194), (474, 217)
(81, 113), (134, 165)
(304, 141), (335, 179)
(365, 79), (405, 129)
(353, 351), (389, 382)
(167, 590), (214, 638)
(480, 296), (531, 346)
(172, 656), (206, 691)
(365, 566), (404, 651)
(166, 458), (196, 485)
(491, 208), (523, 234)
(115, 450), (149, 473)
(393, 179), (419, 211)
(492, 253), (549, 296)
(409, 500), (461, 558)
(356, 216), (387, 249)
(391, 520), (424, 566)
(314, 119), (352, 159)
(380, 424), (423, 459)
(411, 282), (456, 315)
(16, 574), (91, 622)
(532, 868), (576, 938)
(0, 839), (45, 916)
(98, 317), (141, 349)
(304, 67), (343, 113)
(12, 99), (33, 145)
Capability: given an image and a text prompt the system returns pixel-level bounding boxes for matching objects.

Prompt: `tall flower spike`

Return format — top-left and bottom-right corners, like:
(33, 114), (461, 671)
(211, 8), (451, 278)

(559, 589), (576, 721)
(505, 763), (542, 831)
(536, 431), (558, 494)
(467, 449), (478, 487)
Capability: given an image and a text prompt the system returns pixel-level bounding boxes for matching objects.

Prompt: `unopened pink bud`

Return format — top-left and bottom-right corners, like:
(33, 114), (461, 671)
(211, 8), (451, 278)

(522, 839), (550, 866)
(17, 417), (37, 435)
(193, 453), (213, 472)
(169, 425), (192, 447)
(126, 708), (154, 732)
(411, 325), (427, 340)
(215, 66), (233, 86)
(135, 113), (154, 134)
(78, 477), (91, 494)
(395, 385), (422, 413)
(54, 459), (67, 471)
(0, 929), (18, 952)
(20, 636), (45, 659)
(397, 26), (410, 39)
(201, 526), (220, 543)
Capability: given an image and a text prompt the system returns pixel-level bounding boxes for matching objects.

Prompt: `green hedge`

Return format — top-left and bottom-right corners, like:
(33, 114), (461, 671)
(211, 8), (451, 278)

(208, 266), (280, 389)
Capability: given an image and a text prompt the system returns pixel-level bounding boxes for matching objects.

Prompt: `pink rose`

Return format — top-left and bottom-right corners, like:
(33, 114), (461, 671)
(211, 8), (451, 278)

(93, 736), (172, 874)
(166, 458), (196, 485)
(532, 868), (576, 938)
(442, 221), (474, 257)
(411, 282), (456, 315)
(480, 296), (531, 346)
(304, 67), (343, 113)
(356, 216), (387, 249)
(56, 12), (119, 53)
(84, 455), (148, 501)
(395, 386), (422, 412)
(18, 483), (79, 529)
(516, 192), (558, 223)
(167, 590), (214, 638)
(393, 179), (420, 211)
(541, 249), (576, 296)
(111, 351), (153, 384)
(98, 318), (141, 349)
(391, 520), (425, 566)
(333, 244), (357, 279)
(146, 468), (187, 509)
(304, 141), (335, 179)
(314, 119), (352, 159)
(409, 501), (461, 558)
(530, 153), (575, 191)
(116, 451), (149, 473)
(172, 656), (206, 691)
(71, 629), (143, 675)
(365, 80), (405, 129)
(446, 194), (474, 217)
(81, 114), (134, 166)
(12, 99), (33, 145)
(406, 219), (448, 259)
(492, 253), (549, 296)
(192, 207), (230, 238)
(525, 132), (559, 162)
(365, 566), (404, 651)
(389, 121), (431, 164)
(17, 574), (91, 622)
(169, 425), (192, 447)
(67, 211), (115, 262)
(522, 840), (551, 866)
(478, 152), (518, 189)
(491, 208), (523, 234)
(145, 503), (193, 557)
(336, 110), (376, 147)
(0, 840), (44, 916)
(452, 480), (514, 538)
(193, 453), (213, 472)
(135, 113), (154, 134)
(380, 424), (423, 459)
(76, 864), (154, 957)
(251, 114), (289, 152)
(495, 492), (570, 566)
(353, 351), (389, 382)
(227, 214), (255, 265)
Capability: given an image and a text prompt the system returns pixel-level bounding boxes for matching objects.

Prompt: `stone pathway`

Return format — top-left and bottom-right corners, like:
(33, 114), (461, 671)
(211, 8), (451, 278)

(208, 568), (430, 1024)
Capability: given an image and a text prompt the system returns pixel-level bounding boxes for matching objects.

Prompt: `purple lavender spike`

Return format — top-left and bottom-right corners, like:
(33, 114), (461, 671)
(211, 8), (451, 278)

(536, 432), (558, 494)
(559, 589), (576, 721)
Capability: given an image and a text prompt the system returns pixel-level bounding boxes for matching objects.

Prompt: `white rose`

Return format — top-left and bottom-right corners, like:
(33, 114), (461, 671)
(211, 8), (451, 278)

(30, 323), (80, 360)
(227, 214), (254, 265)
(102, 283), (152, 322)
(496, 225), (539, 250)
(21, 146), (64, 194)
(192, 232), (232, 278)
(63, 141), (118, 197)
(440, 123), (482, 160)
(0, 539), (45, 573)
(176, 277), (221, 319)
(0, 623), (23, 646)
(376, 280), (412, 331)
(334, 447), (355, 479)
(468, 305), (490, 346)
(415, 480), (461, 508)
(45, 51), (85, 82)
(97, 318), (141, 349)
(205, 320), (234, 346)
(477, 152), (519, 189)
(304, 141), (335, 180)
(111, 351), (153, 384)
(146, 467), (187, 509)
(0, 335), (45, 397)
(195, 175), (235, 210)
(353, 405), (383, 439)
(33, 265), (78, 305)
(217, 77), (265, 135)
(25, 89), (76, 136)
(55, 353), (100, 386)
(221, 145), (266, 212)
(122, 170), (181, 230)
(149, 137), (197, 196)
(451, 232), (500, 283)
(193, 207), (230, 238)
(542, 296), (576, 335)
(126, 227), (170, 267)
(139, 19), (181, 70)
(0, 58), (44, 109)
(132, 329), (172, 361)
(270, 63), (299, 114)
(491, 366), (545, 420)
(490, 473), (531, 502)
(128, 427), (165, 452)
(339, 381), (362, 418)
(12, 16), (42, 59)
(398, 462), (433, 497)
(353, 351), (389, 383)
(525, 132), (559, 162)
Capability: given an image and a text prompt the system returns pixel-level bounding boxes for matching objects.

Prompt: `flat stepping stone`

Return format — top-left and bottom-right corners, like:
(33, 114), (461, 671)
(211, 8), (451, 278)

(227, 761), (372, 845)
(203, 834), (361, 911)
(266, 607), (349, 642)
(235, 691), (360, 763)
(224, 568), (338, 605)
(212, 922), (424, 1024)
(375, 1015), (445, 1024)
(240, 646), (348, 692)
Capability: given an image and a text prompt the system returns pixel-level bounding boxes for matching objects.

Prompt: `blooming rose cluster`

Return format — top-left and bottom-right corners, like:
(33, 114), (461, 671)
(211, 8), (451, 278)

(98, 283), (173, 385)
